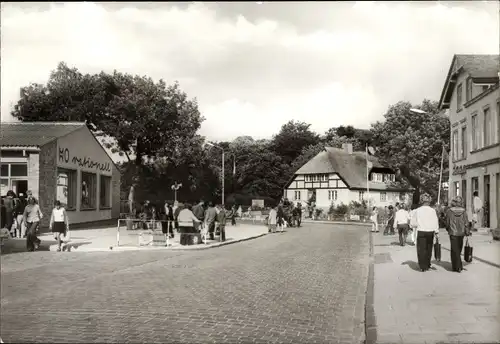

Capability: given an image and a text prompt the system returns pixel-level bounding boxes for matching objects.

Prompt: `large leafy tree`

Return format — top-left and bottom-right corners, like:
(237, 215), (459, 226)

(12, 62), (203, 168)
(370, 99), (450, 204)
(271, 120), (321, 165)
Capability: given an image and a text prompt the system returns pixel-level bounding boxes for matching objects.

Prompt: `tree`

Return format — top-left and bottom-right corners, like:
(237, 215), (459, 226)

(12, 62), (203, 168)
(271, 120), (321, 165)
(323, 126), (373, 150)
(370, 99), (450, 204)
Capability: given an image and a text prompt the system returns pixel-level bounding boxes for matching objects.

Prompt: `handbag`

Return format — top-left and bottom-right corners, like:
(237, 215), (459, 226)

(464, 237), (473, 263)
(433, 235), (441, 262)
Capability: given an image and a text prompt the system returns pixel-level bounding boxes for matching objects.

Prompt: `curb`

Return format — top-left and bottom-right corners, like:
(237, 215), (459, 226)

(364, 230), (377, 344)
(50, 233), (269, 253)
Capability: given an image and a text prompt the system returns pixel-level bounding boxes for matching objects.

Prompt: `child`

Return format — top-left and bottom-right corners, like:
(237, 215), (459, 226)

(370, 207), (379, 233)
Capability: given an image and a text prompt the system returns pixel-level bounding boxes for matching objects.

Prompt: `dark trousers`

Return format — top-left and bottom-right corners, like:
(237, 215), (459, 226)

(449, 235), (464, 272)
(384, 219), (394, 235)
(397, 224), (409, 246)
(231, 217), (236, 226)
(208, 222), (215, 240)
(293, 215), (301, 227)
(218, 225), (226, 241)
(416, 231), (434, 270)
(26, 221), (41, 251)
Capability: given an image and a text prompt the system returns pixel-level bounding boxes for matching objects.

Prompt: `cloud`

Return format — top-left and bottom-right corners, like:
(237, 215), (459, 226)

(1, 1), (498, 142)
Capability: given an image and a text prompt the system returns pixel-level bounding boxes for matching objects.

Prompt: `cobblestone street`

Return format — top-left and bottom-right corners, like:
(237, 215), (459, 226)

(1, 224), (370, 344)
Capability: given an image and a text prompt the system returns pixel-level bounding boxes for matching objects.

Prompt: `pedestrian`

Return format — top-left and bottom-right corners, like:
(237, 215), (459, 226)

(14, 193), (27, 238)
(268, 205), (277, 233)
(370, 206), (379, 233)
(408, 204), (418, 245)
(294, 202), (302, 227)
(3, 190), (16, 237)
(204, 202), (217, 240)
(277, 201), (285, 231)
(411, 194), (440, 272)
(394, 204), (410, 246)
(472, 191), (483, 231)
(166, 201), (175, 238)
(192, 200), (206, 232)
(23, 196), (43, 252)
(216, 204), (226, 241)
(229, 205), (237, 226)
(173, 201), (182, 233)
(445, 196), (471, 273)
(384, 205), (395, 236)
(49, 201), (70, 252)
(177, 203), (202, 246)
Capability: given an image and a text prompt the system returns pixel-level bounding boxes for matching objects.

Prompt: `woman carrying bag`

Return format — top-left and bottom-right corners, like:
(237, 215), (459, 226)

(445, 196), (471, 273)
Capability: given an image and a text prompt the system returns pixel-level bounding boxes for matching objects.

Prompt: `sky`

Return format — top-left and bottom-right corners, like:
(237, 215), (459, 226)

(1, 1), (499, 142)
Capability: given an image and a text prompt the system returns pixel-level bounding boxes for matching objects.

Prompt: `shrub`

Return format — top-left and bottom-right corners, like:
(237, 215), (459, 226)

(329, 202), (349, 216)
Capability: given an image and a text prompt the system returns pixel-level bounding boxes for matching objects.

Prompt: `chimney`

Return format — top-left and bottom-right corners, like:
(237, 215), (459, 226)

(342, 143), (353, 154)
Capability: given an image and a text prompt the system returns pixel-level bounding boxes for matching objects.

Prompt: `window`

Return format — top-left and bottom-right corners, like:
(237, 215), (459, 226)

(359, 191), (365, 201)
(81, 172), (97, 209)
(454, 181), (460, 197)
(100, 175), (112, 208)
(460, 126), (467, 159)
(380, 192), (387, 202)
(461, 179), (467, 200)
(497, 101), (500, 144)
(466, 78), (472, 102)
(328, 190), (337, 201)
(0, 163), (28, 196)
(456, 83), (463, 109)
(482, 85), (489, 92)
(484, 107), (491, 147)
(471, 177), (479, 203)
(294, 191), (301, 201)
(57, 169), (77, 210)
(452, 129), (458, 160)
(472, 114), (479, 150)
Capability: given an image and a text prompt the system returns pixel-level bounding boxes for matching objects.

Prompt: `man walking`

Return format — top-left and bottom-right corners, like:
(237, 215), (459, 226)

(216, 204), (226, 241)
(445, 196), (471, 273)
(294, 202), (302, 227)
(204, 202), (217, 240)
(411, 194), (440, 272)
(394, 204), (410, 246)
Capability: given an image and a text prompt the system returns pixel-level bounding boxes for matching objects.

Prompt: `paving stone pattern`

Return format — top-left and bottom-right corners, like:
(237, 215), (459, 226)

(1, 224), (370, 344)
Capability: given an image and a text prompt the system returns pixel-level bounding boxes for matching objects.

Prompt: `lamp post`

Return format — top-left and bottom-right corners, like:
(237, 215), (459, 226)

(205, 142), (225, 205)
(171, 182), (182, 202)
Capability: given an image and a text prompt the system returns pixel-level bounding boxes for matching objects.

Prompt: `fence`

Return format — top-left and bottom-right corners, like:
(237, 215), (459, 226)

(115, 218), (225, 248)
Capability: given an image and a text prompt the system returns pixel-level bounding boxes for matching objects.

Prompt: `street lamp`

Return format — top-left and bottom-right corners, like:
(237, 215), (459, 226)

(205, 142), (225, 205)
(171, 182), (182, 202)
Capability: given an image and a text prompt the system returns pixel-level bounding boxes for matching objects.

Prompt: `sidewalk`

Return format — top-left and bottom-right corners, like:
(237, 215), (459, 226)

(371, 231), (500, 344)
(1, 224), (269, 253)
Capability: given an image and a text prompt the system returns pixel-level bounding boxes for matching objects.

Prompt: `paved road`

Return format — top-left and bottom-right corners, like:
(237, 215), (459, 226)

(1, 224), (370, 344)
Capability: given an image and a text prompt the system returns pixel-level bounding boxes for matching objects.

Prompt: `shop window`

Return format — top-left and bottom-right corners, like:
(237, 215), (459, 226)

(100, 175), (112, 208)
(0, 163), (28, 196)
(81, 172), (97, 209)
(57, 168), (77, 210)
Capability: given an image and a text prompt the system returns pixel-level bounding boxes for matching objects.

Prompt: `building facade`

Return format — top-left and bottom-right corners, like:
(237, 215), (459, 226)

(284, 143), (413, 211)
(438, 54), (500, 230)
(1, 122), (121, 229)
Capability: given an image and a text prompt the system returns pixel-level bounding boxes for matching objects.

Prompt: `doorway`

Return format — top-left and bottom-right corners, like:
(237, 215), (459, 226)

(484, 175), (490, 228)
(11, 180), (28, 196)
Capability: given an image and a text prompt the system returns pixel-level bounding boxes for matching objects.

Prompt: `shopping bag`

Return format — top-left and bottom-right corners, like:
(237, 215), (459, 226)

(433, 236), (441, 262)
(464, 237), (473, 263)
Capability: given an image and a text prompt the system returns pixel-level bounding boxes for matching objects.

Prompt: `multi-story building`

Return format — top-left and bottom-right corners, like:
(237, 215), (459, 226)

(283, 143), (413, 211)
(438, 54), (500, 229)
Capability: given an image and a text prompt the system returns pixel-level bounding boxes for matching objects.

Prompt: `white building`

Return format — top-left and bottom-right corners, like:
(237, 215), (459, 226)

(438, 54), (500, 230)
(284, 143), (413, 211)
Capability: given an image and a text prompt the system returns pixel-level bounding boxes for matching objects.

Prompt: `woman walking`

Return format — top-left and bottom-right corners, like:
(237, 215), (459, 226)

(445, 196), (471, 273)
(23, 197), (43, 252)
(49, 201), (70, 252)
(370, 207), (379, 233)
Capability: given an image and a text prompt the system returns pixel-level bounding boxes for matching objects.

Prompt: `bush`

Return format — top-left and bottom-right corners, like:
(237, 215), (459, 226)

(349, 201), (370, 217)
(315, 208), (323, 218)
(329, 202), (349, 216)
